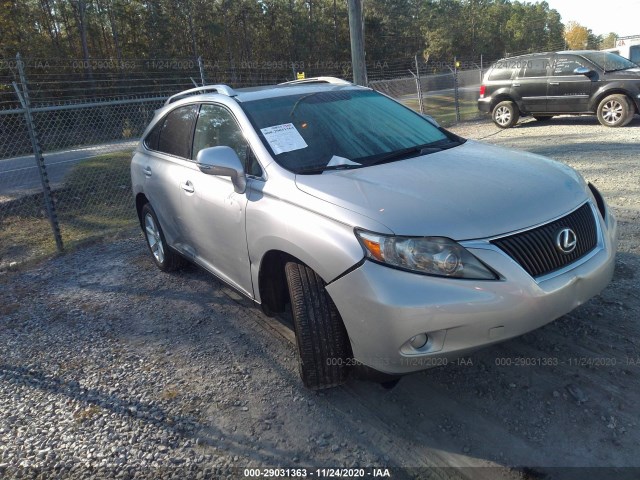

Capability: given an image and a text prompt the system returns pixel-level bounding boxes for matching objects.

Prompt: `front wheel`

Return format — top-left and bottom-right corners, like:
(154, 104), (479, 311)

(285, 261), (352, 390)
(141, 203), (184, 272)
(492, 101), (519, 128)
(597, 94), (634, 127)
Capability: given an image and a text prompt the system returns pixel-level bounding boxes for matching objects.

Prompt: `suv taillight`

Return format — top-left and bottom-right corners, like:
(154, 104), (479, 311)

(479, 85), (486, 98)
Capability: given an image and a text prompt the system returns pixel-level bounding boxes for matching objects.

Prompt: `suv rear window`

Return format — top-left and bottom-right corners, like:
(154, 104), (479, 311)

(488, 62), (516, 81)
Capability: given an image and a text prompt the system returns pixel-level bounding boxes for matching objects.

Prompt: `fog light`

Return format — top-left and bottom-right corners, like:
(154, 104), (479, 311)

(409, 333), (428, 349)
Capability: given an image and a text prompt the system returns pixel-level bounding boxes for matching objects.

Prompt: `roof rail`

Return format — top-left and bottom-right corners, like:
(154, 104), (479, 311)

(278, 76), (352, 86)
(165, 85), (237, 105)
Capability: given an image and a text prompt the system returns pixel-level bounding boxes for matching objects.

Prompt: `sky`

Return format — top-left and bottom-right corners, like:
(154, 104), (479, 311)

(543, 0), (640, 37)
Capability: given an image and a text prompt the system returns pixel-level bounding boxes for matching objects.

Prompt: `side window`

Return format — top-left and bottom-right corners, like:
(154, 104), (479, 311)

(156, 104), (198, 158)
(193, 104), (263, 176)
(552, 55), (586, 76)
(488, 62), (516, 81)
(144, 119), (163, 151)
(630, 46), (640, 65)
(521, 57), (550, 77)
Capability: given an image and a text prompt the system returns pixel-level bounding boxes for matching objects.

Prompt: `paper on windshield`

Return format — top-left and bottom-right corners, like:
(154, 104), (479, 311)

(325, 156), (361, 167)
(260, 123), (308, 155)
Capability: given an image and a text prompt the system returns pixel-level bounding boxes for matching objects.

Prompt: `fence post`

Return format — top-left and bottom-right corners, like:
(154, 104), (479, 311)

(480, 54), (484, 84)
(414, 55), (425, 114)
(14, 53), (64, 252)
(198, 56), (206, 86)
(453, 56), (461, 123)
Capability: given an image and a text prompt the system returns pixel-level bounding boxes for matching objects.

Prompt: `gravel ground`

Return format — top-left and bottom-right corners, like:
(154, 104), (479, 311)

(1, 115), (639, 480)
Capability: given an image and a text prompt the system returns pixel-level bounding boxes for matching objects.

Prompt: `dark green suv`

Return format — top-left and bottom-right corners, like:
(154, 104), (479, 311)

(478, 51), (640, 128)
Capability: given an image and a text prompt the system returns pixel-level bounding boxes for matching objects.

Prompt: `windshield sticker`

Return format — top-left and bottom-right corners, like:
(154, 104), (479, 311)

(260, 123), (308, 155)
(325, 156), (361, 167)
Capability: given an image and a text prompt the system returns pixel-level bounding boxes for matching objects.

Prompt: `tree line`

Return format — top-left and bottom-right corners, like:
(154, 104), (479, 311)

(0, 0), (617, 66)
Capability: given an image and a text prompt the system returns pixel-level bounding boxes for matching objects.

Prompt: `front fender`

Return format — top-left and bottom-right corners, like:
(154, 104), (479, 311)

(589, 83), (640, 111)
(245, 179), (391, 303)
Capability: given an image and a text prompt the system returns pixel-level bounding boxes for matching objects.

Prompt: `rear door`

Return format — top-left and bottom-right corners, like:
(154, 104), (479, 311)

(139, 104), (198, 246)
(547, 54), (593, 112)
(514, 56), (551, 113)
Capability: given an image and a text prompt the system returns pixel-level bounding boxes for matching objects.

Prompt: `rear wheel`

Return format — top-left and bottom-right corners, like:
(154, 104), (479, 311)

(284, 261), (352, 389)
(597, 94), (634, 127)
(141, 203), (184, 272)
(492, 101), (519, 128)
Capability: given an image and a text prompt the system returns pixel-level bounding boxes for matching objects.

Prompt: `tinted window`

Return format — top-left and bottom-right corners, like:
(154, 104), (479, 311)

(156, 105), (198, 158)
(552, 55), (587, 76)
(144, 120), (163, 151)
(521, 58), (550, 77)
(193, 104), (262, 176)
(488, 62), (516, 81)
(630, 46), (640, 65)
(580, 51), (636, 71)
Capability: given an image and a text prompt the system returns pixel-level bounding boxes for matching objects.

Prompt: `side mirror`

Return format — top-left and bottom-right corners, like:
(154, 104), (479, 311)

(574, 66), (594, 77)
(196, 146), (247, 194)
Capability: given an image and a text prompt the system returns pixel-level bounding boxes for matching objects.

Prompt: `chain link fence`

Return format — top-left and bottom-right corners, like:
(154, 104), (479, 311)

(0, 54), (491, 270)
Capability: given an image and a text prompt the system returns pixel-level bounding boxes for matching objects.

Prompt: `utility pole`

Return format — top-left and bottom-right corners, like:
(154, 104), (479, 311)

(347, 0), (367, 86)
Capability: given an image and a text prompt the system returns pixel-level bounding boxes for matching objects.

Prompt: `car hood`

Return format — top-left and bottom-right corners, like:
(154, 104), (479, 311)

(603, 67), (640, 79)
(294, 140), (589, 240)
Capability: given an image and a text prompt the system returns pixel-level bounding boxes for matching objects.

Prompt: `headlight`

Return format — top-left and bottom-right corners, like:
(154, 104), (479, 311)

(355, 230), (498, 280)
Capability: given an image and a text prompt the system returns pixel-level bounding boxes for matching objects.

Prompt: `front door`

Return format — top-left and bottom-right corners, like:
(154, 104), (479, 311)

(547, 54), (593, 113)
(179, 103), (254, 296)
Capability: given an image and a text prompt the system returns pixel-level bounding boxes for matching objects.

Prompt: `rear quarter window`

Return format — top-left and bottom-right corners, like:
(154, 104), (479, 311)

(488, 62), (516, 81)
(146, 104), (198, 158)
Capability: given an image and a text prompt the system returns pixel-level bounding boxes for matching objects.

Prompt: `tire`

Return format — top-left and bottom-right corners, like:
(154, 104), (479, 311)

(597, 94), (633, 127)
(533, 115), (554, 121)
(492, 101), (519, 128)
(141, 203), (184, 272)
(284, 261), (352, 390)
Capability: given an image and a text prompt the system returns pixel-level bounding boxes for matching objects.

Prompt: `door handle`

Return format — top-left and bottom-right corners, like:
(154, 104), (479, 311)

(512, 83), (521, 87)
(549, 82), (560, 86)
(181, 181), (195, 193)
(143, 166), (152, 177)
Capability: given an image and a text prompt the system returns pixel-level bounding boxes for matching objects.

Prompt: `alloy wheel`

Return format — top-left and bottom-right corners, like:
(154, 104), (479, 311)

(495, 106), (511, 126)
(602, 100), (623, 125)
(145, 213), (165, 264)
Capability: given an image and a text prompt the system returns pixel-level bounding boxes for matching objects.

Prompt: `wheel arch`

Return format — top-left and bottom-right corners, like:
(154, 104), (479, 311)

(257, 249), (293, 315)
(135, 192), (149, 230)
(590, 87), (638, 113)
(490, 93), (522, 114)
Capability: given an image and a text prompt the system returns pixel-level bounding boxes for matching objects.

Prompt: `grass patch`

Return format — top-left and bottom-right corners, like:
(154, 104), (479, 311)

(0, 151), (138, 269)
(402, 94), (481, 127)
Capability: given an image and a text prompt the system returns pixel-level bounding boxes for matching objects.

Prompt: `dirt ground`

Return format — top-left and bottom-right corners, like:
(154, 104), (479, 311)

(1, 115), (639, 480)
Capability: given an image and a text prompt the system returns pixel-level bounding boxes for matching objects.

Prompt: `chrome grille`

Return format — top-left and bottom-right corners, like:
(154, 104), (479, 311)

(491, 203), (598, 278)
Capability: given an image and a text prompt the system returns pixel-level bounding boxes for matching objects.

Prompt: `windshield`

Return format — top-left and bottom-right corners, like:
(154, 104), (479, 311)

(580, 51), (638, 71)
(241, 89), (456, 174)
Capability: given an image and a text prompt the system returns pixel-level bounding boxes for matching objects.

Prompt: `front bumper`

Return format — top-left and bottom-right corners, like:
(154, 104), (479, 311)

(326, 203), (618, 375)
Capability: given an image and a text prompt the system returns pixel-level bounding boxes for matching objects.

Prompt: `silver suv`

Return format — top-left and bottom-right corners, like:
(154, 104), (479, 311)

(131, 78), (618, 389)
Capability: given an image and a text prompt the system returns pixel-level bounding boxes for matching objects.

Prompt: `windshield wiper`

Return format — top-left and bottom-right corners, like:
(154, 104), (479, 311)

(295, 163), (364, 175)
(366, 139), (462, 166)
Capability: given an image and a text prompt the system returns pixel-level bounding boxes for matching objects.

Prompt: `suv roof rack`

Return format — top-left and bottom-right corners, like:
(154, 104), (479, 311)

(278, 76), (352, 86)
(165, 85), (237, 105)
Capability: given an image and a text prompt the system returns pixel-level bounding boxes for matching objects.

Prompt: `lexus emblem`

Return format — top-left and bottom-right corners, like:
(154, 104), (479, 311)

(556, 228), (577, 254)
